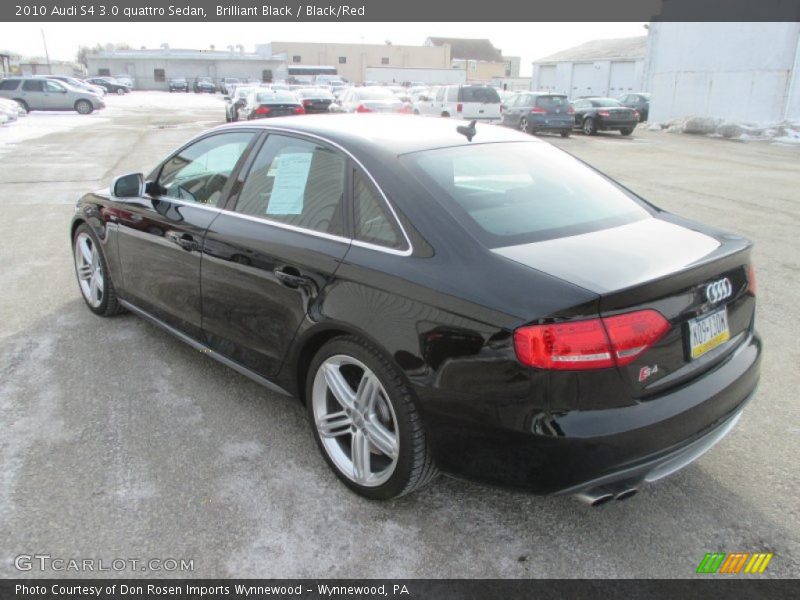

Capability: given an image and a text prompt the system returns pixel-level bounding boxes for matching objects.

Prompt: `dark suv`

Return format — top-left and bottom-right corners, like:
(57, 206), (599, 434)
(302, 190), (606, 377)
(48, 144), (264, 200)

(193, 77), (216, 93)
(618, 93), (651, 122)
(169, 78), (189, 92)
(501, 92), (573, 137)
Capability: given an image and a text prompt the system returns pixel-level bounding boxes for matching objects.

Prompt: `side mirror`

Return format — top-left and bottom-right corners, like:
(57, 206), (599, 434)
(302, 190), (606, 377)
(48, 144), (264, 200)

(112, 172), (144, 199)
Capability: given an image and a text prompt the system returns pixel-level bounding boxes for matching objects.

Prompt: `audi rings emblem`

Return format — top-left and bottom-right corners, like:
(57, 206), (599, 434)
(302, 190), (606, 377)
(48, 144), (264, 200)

(705, 278), (733, 304)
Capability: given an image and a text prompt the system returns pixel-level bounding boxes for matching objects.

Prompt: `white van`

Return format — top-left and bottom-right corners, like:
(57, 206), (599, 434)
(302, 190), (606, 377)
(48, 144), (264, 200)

(421, 84), (502, 121)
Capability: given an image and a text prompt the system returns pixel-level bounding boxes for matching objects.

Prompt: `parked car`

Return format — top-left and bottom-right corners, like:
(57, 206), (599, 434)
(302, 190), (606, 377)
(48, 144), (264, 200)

(0, 77), (104, 114)
(331, 87), (406, 113)
(85, 77), (130, 95)
(44, 75), (106, 96)
(224, 85), (255, 122)
(71, 115), (760, 501)
(618, 92), (651, 122)
(295, 88), (336, 113)
(219, 78), (241, 94)
(417, 84), (502, 121)
(114, 74), (135, 88)
(193, 77), (216, 93)
(168, 78), (189, 92)
(0, 97), (22, 122)
(501, 92), (573, 137)
(571, 97), (639, 136)
(240, 90), (304, 119)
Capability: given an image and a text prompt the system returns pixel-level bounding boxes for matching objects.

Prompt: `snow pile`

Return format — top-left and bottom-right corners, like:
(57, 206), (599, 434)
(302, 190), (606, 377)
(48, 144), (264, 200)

(649, 116), (800, 144)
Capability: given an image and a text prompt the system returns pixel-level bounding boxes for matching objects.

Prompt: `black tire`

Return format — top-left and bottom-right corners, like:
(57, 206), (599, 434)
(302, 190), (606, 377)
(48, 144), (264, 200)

(518, 116), (530, 134)
(560, 130), (571, 137)
(116, 88), (125, 95)
(306, 336), (439, 500)
(75, 99), (93, 115)
(620, 128), (634, 136)
(13, 99), (28, 113)
(72, 223), (124, 317)
(583, 117), (597, 135)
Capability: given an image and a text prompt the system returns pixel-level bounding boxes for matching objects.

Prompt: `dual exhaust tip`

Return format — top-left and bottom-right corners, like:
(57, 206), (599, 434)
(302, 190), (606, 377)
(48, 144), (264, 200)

(575, 485), (639, 506)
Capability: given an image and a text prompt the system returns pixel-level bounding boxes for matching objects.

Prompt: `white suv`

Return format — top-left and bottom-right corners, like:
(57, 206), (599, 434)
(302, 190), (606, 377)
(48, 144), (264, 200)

(418, 84), (502, 121)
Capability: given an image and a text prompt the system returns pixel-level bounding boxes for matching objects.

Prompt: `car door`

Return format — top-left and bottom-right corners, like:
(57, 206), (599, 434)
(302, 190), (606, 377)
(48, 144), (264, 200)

(20, 79), (49, 109)
(114, 130), (258, 339)
(200, 132), (351, 378)
(505, 93), (526, 126)
(572, 99), (589, 125)
(43, 79), (69, 109)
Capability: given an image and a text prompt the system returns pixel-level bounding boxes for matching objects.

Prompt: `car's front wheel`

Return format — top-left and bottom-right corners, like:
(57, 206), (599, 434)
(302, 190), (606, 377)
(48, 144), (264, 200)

(620, 127), (634, 136)
(75, 99), (93, 115)
(72, 224), (123, 317)
(518, 116), (530, 133)
(307, 337), (438, 499)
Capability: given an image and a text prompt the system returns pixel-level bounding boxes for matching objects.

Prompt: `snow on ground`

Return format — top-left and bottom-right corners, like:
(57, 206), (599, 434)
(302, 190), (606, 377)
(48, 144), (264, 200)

(0, 91), (224, 153)
(648, 116), (800, 145)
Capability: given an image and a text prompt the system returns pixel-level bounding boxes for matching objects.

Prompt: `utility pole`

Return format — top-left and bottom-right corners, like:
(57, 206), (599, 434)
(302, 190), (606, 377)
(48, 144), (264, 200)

(41, 28), (51, 66)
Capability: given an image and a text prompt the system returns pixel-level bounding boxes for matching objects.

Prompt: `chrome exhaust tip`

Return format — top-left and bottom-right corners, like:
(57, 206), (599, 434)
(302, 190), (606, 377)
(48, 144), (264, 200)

(615, 488), (638, 502)
(574, 489), (615, 506)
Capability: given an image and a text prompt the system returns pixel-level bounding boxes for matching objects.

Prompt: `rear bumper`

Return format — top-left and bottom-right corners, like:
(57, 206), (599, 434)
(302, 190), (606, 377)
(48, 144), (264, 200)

(529, 116), (573, 130)
(598, 118), (638, 130)
(426, 331), (761, 494)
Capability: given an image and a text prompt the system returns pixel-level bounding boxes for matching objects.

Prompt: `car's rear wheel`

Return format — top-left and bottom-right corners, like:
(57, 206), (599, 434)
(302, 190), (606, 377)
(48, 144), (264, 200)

(307, 337), (438, 499)
(75, 99), (93, 115)
(116, 88), (125, 95)
(518, 116), (530, 133)
(72, 224), (123, 317)
(620, 127), (634, 136)
(583, 117), (597, 135)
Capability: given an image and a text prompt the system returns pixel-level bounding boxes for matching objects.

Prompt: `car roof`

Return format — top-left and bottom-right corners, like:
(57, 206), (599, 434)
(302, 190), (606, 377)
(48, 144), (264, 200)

(217, 114), (542, 155)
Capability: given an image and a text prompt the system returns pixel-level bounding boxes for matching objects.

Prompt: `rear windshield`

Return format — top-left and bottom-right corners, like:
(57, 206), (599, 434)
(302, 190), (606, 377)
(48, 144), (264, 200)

(590, 98), (623, 107)
(255, 91), (298, 103)
(535, 95), (569, 109)
(459, 86), (500, 104)
(402, 142), (650, 247)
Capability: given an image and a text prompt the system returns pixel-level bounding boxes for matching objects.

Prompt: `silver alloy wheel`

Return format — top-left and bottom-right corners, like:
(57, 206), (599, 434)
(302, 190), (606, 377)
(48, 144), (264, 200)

(583, 118), (594, 135)
(76, 100), (91, 115)
(312, 355), (400, 487)
(519, 116), (529, 132)
(74, 232), (104, 308)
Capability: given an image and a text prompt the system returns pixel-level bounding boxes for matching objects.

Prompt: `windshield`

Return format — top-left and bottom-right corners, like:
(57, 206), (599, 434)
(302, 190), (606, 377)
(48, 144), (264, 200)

(402, 142), (650, 247)
(590, 98), (623, 107)
(460, 86), (501, 103)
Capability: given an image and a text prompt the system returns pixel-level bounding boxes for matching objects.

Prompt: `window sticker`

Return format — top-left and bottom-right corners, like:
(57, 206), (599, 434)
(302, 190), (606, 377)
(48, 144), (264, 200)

(266, 152), (312, 215)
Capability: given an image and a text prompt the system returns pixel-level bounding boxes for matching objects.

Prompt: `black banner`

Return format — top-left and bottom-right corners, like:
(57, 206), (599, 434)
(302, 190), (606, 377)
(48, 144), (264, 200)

(1, 0), (800, 22)
(1, 579), (797, 600)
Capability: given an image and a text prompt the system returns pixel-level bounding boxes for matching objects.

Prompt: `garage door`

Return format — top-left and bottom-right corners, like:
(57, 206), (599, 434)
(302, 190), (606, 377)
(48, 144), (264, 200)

(571, 63), (600, 99)
(537, 65), (556, 92)
(609, 61), (636, 96)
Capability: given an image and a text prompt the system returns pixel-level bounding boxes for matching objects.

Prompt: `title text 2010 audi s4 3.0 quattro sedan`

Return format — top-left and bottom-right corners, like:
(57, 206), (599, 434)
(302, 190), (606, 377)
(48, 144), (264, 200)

(70, 115), (760, 503)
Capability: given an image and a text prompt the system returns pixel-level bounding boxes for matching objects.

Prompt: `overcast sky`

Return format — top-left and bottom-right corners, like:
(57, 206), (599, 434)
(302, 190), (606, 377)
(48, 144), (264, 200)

(2, 22), (647, 75)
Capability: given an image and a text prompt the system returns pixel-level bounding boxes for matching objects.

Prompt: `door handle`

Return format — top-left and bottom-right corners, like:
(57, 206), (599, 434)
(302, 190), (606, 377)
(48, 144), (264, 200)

(166, 231), (197, 251)
(274, 268), (311, 288)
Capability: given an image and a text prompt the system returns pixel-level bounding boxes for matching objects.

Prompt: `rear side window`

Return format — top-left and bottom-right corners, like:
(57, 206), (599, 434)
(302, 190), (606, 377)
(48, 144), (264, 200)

(0, 79), (19, 90)
(403, 142), (650, 247)
(353, 170), (406, 251)
(459, 86), (500, 103)
(22, 80), (44, 92)
(235, 134), (346, 236)
(535, 95), (568, 109)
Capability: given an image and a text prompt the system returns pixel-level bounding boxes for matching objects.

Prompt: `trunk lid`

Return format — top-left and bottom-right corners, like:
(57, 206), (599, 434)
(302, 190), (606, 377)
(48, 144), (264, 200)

(494, 216), (755, 395)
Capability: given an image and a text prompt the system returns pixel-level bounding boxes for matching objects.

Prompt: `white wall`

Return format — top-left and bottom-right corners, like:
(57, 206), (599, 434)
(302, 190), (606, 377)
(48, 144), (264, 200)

(644, 22), (800, 123)
(531, 59), (644, 98)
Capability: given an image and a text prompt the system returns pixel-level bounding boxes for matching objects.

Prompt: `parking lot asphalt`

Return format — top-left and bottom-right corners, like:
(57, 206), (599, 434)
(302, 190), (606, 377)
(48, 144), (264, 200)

(1, 93), (798, 578)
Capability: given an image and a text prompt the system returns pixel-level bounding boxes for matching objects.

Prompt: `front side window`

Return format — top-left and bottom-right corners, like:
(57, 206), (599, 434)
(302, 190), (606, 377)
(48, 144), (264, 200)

(234, 134), (346, 236)
(353, 170), (406, 251)
(404, 142), (650, 247)
(44, 80), (64, 92)
(157, 132), (255, 205)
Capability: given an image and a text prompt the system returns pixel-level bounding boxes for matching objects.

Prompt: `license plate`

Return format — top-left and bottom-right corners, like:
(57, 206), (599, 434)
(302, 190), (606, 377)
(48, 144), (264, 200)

(688, 307), (730, 359)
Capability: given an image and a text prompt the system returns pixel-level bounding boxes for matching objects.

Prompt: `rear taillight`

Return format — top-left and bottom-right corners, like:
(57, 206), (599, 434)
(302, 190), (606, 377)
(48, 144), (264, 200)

(747, 264), (756, 296)
(356, 104), (372, 113)
(254, 106), (270, 115)
(302, 99), (313, 106)
(456, 103), (463, 113)
(633, 110), (640, 119)
(598, 110), (611, 117)
(293, 106), (305, 114)
(568, 106), (574, 114)
(514, 310), (670, 370)
(529, 107), (547, 114)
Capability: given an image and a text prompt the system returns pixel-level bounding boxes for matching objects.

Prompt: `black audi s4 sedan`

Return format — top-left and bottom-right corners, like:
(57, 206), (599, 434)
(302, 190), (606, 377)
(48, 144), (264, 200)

(70, 115), (760, 503)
